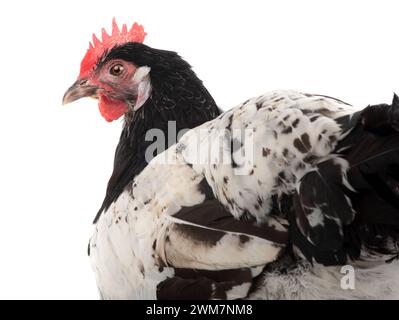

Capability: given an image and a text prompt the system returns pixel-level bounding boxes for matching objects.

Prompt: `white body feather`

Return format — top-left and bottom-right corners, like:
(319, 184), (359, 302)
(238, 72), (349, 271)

(89, 90), (399, 299)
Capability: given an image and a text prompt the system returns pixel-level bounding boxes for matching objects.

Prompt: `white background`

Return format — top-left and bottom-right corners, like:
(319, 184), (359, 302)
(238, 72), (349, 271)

(0, 0), (398, 299)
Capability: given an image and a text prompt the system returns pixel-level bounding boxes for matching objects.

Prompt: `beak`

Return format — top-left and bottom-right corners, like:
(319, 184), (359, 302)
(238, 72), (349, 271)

(62, 79), (99, 105)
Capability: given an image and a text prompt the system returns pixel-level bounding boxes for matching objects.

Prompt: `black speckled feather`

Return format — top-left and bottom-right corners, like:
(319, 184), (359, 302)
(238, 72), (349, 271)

(287, 95), (399, 264)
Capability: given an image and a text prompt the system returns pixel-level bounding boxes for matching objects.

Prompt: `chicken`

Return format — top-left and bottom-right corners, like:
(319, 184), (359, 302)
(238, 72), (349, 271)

(63, 20), (399, 299)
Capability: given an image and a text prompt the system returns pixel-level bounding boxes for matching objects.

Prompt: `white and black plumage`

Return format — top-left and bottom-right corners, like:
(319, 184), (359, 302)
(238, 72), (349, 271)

(63, 24), (399, 299)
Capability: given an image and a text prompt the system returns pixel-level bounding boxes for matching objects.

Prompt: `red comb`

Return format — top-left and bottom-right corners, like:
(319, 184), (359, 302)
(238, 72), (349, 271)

(79, 18), (146, 78)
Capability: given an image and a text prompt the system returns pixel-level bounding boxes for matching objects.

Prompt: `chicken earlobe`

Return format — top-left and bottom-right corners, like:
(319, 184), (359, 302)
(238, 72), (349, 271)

(132, 66), (152, 111)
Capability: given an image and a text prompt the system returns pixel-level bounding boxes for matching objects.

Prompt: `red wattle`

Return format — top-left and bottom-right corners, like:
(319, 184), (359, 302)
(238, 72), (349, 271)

(98, 95), (128, 122)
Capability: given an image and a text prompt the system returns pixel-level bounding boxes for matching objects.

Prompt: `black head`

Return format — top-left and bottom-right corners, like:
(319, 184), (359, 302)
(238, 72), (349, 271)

(63, 42), (220, 125)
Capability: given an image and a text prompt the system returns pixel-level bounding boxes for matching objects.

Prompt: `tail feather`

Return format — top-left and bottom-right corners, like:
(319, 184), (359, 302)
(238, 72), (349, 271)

(361, 93), (399, 135)
(290, 94), (399, 265)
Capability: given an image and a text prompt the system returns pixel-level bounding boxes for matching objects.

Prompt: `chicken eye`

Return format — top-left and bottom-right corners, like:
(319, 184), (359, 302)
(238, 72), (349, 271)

(110, 64), (124, 76)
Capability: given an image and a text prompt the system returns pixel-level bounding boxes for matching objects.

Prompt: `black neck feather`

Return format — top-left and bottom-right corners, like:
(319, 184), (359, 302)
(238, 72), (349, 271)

(94, 44), (220, 222)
